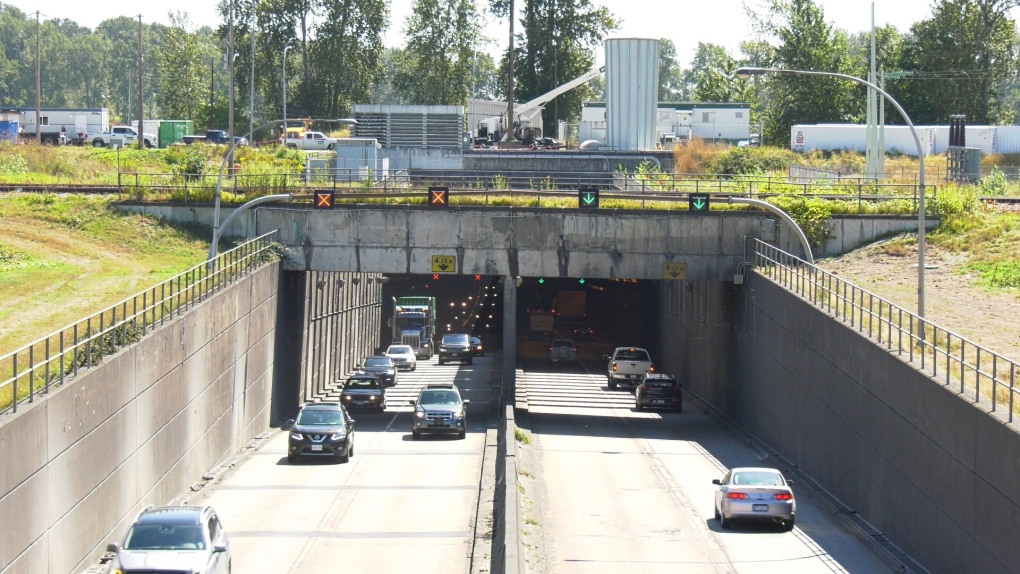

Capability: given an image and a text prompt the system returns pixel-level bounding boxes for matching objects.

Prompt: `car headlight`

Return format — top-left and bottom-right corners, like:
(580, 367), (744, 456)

(369, 396), (378, 401)
(416, 409), (427, 419)
(440, 347), (447, 352)
(455, 408), (465, 417)
(423, 343), (429, 348)
(290, 432), (303, 440)
(331, 431), (347, 440)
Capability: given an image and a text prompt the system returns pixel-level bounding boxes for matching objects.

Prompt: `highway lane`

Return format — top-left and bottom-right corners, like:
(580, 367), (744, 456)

(186, 353), (498, 574)
(514, 342), (895, 574)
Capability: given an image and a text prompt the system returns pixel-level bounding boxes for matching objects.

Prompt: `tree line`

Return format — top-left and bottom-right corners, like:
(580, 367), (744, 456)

(0, 0), (1017, 143)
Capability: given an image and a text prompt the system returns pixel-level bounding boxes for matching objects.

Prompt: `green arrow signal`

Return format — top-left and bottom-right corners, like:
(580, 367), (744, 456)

(693, 198), (706, 210)
(538, 278), (545, 284)
(578, 278), (586, 284)
(582, 192), (596, 205)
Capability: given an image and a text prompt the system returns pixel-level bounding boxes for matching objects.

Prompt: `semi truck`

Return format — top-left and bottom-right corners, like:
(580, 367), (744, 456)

(391, 296), (437, 359)
(554, 290), (587, 321)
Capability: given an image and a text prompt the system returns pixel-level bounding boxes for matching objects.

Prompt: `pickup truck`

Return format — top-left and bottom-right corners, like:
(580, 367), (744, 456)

(604, 347), (655, 389)
(182, 130), (232, 145)
(285, 131), (338, 151)
(87, 126), (156, 149)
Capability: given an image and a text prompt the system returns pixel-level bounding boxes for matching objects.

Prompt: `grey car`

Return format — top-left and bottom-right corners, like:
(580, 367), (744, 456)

(107, 505), (231, 574)
(713, 467), (796, 531)
(359, 355), (397, 386)
(409, 383), (470, 439)
(438, 333), (473, 365)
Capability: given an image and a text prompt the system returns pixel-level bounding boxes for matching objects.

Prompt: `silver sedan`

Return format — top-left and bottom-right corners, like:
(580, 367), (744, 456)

(713, 467), (796, 531)
(384, 344), (417, 371)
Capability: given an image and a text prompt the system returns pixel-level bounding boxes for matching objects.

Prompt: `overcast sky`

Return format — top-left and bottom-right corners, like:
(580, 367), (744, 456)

(6, 0), (1004, 67)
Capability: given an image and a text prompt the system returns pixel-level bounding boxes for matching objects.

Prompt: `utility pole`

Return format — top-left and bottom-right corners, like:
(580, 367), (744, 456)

(505, 0), (516, 141)
(228, 0), (235, 157)
(137, 15), (144, 149)
(35, 11), (41, 144)
(250, 18), (255, 138)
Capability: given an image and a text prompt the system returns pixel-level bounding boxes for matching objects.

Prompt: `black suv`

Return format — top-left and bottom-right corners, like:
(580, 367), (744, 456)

(409, 383), (470, 439)
(438, 333), (473, 365)
(635, 373), (682, 412)
(288, 402), (356, 463)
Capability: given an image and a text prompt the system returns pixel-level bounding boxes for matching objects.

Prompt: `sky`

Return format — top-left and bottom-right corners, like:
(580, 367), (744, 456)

(5, 0), (1008, 67)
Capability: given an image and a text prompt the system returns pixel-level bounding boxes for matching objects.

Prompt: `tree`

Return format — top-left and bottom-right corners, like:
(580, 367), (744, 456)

(689, 43), (744, 102)
(496, 0), (616, 134)
(658, 39), (685, 101)
(308, 0), (388, 117)
(894, 0), (1018, 125)
(159, 12), (205, 120)
(392, 0), (486, 105)
(749, 0), (858, 143)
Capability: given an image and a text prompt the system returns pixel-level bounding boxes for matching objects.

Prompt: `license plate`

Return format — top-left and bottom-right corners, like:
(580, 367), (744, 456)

(752, 504), (768, 512)
(356, 401), (368, 405)
(431, 421), (446, 427)
(311, 445), (323, 452)
(653, 400), (667, 404)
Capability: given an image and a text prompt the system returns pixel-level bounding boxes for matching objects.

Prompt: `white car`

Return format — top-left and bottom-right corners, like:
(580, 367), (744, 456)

(713, 467), (796, 531)
(384, 344), (417, 371)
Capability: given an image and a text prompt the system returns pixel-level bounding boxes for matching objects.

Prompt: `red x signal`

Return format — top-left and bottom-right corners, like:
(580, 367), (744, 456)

(475, 274), (481, 281)
(427, 186), (449, 207)
(433, 274), (440, 280)
(315, 190), (335, 209)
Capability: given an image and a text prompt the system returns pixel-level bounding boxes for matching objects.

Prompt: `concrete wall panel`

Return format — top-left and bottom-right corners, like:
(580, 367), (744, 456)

(47, 404), (135, 526)
(133, 320), (186, 394)
(0, 403), (47, 499)
(0, 468), (49, 570)
(461, 250), (510, 275)
(45, 350), (135, 459)
(561, 215), (617, 253)
(2, 535), (48, 574)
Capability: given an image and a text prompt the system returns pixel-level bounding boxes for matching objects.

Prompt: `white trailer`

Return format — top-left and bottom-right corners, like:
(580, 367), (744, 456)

(15, 107), (110, 145)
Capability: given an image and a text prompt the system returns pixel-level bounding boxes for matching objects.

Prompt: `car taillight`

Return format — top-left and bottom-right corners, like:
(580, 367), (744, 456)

(774, 493), (793, 501)
(611, 362), (618, 372)
(648, 364), (656, 373)
(549, 347), (554, 352)
(639, 384), (650, 392)
(573, 347), (577, 352)
(727, 492), (749, 500)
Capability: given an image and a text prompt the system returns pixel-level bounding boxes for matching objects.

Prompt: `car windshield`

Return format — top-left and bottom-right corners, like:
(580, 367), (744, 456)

(297, 409), (344, 425)
(387, 346), (413, 354)
(551, 340), (573, 347)
(647, 380), (677, 388)
(616, 350), (650, 361)
(364, 357), (392, 367)
(443, 335), (469, 345)
(346, 379), (379, 390)
(418, 390), (462, 405)
(732, 471), (785, 486)
(470, 337), (481, 345)
(125, 524), (206, 551)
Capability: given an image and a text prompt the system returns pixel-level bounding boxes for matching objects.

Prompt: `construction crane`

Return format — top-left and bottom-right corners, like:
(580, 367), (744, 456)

(475, 66), (605, 146)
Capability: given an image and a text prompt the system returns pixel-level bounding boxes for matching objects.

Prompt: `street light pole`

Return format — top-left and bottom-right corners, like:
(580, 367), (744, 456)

(735, 66), (927, 318)
(282, 45), (292, 140)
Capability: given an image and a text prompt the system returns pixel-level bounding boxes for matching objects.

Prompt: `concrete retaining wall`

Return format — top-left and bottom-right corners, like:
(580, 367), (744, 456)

(659, 277), (1020, 573)
(0, 262), (280, 574)
(820, 215), (939, 257)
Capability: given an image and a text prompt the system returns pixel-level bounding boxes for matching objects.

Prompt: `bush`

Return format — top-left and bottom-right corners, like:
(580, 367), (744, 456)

(165, 144), (215, 180)
(708, 146), (797, 175)
(769, 196), (834, 247)
(930, 184), (980, 223)
(978, 167), (1008, 197)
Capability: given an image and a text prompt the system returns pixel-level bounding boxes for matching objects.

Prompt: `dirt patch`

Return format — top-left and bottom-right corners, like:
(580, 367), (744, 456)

(819, 240), (1020, 362)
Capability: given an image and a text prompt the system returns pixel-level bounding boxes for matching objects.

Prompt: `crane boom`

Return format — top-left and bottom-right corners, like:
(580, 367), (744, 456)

(517, 66), (605, 116)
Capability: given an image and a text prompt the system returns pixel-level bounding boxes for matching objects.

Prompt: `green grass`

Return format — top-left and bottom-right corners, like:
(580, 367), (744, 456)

(514, 427), (532, 445)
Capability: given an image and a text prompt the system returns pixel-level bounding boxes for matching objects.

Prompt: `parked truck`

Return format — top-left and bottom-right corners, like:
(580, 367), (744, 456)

(86, 126), (156, 148)
(10, 107), (109, 145)
(391, 296), (437, 359)
(285, 131), (339, 151)
(182, 130), (232, 145)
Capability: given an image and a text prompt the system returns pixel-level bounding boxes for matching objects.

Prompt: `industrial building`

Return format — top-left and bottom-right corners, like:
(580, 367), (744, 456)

(580, 101), (752, 148)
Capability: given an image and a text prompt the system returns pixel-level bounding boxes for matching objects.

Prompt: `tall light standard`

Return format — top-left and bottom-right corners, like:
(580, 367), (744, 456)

(735, 66), (927, 318)
(282, 45), (292, 139)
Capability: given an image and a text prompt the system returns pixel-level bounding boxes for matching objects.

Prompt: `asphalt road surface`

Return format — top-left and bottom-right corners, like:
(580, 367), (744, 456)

(188, 353), (498, 574)
(514, 339), (896, 574)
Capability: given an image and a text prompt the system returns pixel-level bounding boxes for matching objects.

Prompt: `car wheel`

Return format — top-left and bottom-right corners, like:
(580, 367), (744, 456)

(719, 513), (731, 530)
(608, 379), (617, 390)
(287, 454), (297, 464)
(458, 430), (466, 439)
(412, 365), (417, 371)
(92, 139), (104, 147)
(348, 441), (354, 457)
(635, 402), (643, 411)
(438, 359), (444, 365)
(714, 506), (721, 522)
(412, 429), (421, 439)
(338, 447), (350, 463)
(782, 518), (795, 532)
(674, 402), (682, 413)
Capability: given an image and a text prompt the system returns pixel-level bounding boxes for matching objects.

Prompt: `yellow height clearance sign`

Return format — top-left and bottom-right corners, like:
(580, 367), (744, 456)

(662, 262), (687, 280)
(432, 255), (456, 273)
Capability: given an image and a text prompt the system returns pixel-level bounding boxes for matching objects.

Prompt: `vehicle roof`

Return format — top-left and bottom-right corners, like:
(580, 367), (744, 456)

(136, 506), (205, 525)
(644, 373), (676, 380)
(365, 355), (392, 360)
(442, 333), (470, 338)
(614, 346), (649, 352)
(301, 401), (344, 410)
(728, 467), (785, 474)
(424, 383), (457, 389)
(348, 373), (381, 380)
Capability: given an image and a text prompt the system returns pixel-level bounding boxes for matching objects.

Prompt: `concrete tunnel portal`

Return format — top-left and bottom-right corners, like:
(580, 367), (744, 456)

(379, 273), (662, 373)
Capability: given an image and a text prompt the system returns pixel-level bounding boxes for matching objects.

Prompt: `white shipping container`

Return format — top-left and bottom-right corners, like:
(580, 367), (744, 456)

(993, 126), (1020, 154)
(791, 124), (936, 156)
(930, 126), (995, 154)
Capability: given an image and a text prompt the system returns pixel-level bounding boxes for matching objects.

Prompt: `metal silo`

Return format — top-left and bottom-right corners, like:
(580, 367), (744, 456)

(606, 38), (660, 151)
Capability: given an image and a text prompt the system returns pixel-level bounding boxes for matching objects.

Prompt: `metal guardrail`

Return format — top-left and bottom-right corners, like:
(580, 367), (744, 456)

(754, 239), (1020, 422)
(0, 232), (279, 415)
